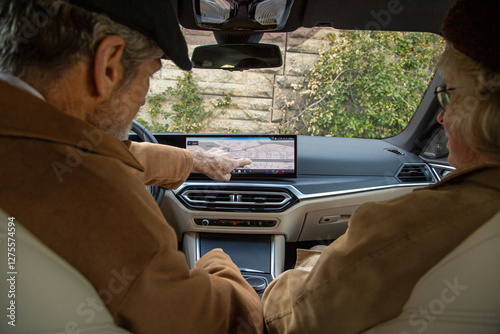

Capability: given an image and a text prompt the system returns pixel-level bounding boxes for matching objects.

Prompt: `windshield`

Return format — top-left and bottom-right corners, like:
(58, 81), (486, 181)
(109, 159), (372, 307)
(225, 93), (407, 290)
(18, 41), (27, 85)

(137, 28), (445, 139)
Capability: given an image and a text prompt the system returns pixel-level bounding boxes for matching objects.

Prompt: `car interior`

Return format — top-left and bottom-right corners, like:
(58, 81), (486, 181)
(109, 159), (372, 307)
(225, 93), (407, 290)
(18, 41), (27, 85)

(137, 0), (458, 295)
(2, 0), (499, 333)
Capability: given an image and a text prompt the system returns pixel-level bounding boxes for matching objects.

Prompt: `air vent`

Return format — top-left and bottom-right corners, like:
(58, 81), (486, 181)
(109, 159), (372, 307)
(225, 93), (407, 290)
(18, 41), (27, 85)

(384, 148), (405, 156)
(396, 164), (435, 183)
(176, 186), (298, 212)
(429, 164), (456, 181)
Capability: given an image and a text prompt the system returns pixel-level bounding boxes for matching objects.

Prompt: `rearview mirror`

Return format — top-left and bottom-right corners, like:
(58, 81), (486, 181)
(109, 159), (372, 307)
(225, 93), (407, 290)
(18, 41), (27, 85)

(191, 44), (283, 71)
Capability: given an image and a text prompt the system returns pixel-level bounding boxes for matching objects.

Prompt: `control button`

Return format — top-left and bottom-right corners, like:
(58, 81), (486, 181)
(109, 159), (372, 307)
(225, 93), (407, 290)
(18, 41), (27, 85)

(243, 275), (268, 292)
(195, 219), (277, 227)
(266, 220), (277, 227)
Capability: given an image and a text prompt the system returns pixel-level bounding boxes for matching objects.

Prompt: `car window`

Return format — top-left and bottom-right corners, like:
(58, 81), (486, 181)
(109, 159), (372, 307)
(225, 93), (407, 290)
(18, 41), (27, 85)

(137, 28), (445, 139)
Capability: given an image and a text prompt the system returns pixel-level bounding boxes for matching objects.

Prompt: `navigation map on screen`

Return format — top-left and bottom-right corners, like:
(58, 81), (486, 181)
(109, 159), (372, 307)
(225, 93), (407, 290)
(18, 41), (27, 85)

(186, 135), (296, 177)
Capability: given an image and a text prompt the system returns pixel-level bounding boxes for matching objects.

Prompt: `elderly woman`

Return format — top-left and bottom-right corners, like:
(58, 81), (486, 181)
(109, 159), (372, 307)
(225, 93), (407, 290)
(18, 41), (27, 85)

(262, 0), (500, 333)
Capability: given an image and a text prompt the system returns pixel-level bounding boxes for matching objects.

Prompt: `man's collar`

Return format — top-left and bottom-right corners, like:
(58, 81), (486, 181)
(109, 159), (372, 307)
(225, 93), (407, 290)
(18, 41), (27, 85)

(0, 73), (45, 100)
(0, 79), (144, 171)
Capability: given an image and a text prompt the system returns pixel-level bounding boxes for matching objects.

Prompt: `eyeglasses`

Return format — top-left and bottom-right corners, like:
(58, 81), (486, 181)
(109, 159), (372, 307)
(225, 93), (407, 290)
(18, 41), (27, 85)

(434, 85), (456, 110)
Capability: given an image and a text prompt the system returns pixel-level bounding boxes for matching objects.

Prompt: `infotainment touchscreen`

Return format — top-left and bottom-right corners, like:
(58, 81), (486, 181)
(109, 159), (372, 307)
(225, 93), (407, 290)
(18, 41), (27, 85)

(185, 135), (297, 178)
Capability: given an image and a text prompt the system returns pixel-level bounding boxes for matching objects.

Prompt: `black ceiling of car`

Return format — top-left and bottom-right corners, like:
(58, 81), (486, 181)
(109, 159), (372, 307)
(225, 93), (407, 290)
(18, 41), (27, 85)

(175, 0), (457, 34)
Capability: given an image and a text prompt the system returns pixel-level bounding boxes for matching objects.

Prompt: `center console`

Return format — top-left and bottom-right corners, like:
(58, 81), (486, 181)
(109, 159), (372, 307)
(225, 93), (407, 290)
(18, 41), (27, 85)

(175, 134), (294, 295)
(183, 232), (285, 296)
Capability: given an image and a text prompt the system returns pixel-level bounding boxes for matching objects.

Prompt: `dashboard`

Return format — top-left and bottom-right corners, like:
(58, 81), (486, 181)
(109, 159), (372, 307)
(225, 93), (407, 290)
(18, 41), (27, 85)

(133, 133), (453, 288)
(152, 134), (452, 241)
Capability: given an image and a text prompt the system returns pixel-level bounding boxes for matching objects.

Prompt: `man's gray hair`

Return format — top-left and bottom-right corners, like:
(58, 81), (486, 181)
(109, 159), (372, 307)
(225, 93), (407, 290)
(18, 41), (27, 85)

(0, 0), (161, 94)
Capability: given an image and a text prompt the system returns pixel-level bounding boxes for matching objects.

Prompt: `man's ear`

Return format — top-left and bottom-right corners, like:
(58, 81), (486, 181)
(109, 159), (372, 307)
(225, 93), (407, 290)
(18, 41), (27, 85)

(93, 35), (126, 99)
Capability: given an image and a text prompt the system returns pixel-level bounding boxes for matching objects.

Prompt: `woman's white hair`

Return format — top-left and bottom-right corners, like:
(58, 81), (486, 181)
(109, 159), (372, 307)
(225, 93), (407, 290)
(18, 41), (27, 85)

(438, 46), (500, 160)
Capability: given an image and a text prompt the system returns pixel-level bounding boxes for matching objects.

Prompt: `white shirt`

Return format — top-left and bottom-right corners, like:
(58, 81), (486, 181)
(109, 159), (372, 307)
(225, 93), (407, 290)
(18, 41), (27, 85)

(0, 73), (45, 100)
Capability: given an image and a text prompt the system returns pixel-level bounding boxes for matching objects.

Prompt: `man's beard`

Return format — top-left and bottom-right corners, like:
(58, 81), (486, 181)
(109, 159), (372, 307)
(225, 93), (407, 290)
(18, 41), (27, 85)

(87, 87), (134, 141)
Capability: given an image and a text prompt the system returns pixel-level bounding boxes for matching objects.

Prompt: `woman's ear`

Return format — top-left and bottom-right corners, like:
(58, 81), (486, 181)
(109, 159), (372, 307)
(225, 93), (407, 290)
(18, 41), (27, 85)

(93, 35), (126, 99)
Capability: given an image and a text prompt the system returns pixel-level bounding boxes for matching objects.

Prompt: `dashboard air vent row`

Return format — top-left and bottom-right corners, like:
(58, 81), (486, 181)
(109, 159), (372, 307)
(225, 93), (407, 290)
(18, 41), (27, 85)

(396, 164), (435, 183)
(176, 187), (298, 212)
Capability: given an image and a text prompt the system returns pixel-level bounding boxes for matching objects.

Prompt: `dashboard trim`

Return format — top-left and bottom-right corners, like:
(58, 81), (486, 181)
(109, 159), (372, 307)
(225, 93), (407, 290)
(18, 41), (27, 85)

(174, 181), (434, 201)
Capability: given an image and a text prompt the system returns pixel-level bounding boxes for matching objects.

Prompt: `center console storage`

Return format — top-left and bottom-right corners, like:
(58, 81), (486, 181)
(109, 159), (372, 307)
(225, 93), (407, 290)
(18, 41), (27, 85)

(183, 232), (285, 296)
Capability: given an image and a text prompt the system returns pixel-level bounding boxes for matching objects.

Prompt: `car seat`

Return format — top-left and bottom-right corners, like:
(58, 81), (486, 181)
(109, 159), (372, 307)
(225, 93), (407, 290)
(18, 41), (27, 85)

(0, 209), (131, 334)
(363, 211), (500, 334)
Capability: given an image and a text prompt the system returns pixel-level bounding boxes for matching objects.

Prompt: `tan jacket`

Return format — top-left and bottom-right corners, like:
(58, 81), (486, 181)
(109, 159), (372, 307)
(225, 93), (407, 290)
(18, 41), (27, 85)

(0, 80), (263, 334)
(127, 140), (192, 189)
(262, 163), (500, 333)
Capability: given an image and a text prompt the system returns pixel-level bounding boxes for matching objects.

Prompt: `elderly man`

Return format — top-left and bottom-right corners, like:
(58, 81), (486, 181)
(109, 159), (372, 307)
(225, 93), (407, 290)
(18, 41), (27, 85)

(0, 0), (262, 333)
(262, 0), (500, 333)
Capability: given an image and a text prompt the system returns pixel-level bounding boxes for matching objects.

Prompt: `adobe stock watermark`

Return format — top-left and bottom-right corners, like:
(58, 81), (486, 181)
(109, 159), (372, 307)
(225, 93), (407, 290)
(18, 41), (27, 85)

(358, 0), (405, 31)
(13, 1), (59, 45)
(5, 217), (17, 328)
(226, 311), (264, 334)
(350, 0), (420, 33)
(51, 60), (158, 182)
(400, 277), (467, 334)
(96, 267), (135, 305)
(460, 76), (500, 114)
(51, 128), (103, 182)
(46, 267), (135, 334)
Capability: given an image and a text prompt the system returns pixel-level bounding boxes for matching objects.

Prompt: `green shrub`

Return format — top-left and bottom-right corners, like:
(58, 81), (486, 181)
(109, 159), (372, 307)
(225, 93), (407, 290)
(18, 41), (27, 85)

(141, 72), (233, 133)
(286, 31), (445, 138)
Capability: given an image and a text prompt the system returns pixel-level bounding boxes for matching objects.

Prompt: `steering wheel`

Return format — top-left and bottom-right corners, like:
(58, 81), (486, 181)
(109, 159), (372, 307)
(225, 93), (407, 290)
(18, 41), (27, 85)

(130, 120), (165, 206)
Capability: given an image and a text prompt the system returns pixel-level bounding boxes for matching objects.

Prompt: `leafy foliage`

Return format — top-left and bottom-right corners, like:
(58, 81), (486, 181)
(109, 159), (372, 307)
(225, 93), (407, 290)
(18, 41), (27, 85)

(139, 72), (233, 133)
(283, 31), (445, 138)
(146, 91), (167, 118)
(166, 71), (211, 133)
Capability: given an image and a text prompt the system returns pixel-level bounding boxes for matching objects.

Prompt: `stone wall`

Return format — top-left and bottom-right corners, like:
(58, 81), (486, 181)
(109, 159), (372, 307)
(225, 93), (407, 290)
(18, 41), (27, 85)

(137, 27), (333, 133)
